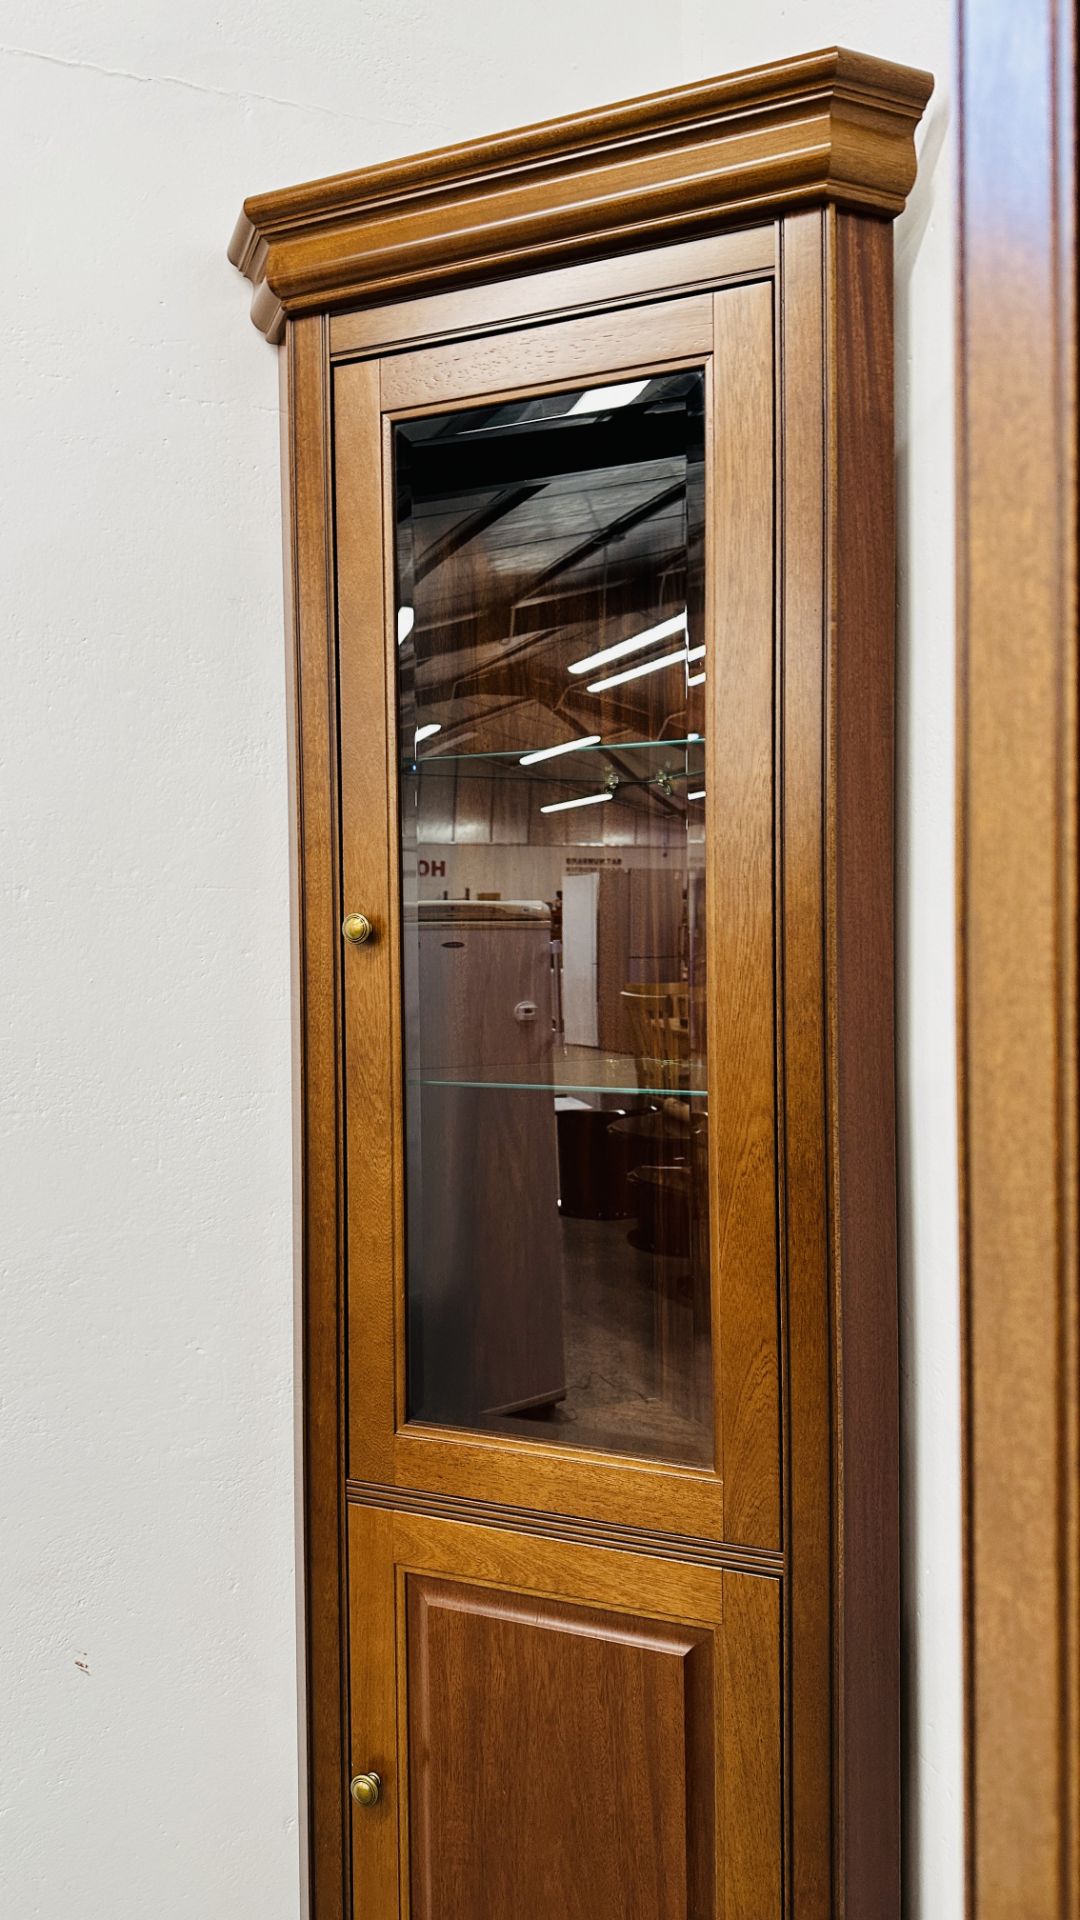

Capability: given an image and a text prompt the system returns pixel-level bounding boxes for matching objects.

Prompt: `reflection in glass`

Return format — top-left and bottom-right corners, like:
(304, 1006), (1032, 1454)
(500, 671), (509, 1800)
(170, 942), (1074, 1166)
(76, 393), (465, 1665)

(394, 371), (711, 1466)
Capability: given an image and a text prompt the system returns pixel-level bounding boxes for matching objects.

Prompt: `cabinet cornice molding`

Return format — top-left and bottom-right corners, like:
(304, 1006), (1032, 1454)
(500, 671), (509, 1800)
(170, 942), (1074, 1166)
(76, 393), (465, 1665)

(229, 45), (932, 341)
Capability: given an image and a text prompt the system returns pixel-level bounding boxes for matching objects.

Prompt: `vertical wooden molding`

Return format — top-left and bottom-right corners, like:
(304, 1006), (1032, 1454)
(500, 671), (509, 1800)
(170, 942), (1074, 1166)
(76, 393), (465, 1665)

(958, 1), (1078, 1916)
(779, 206), (833, 1920)
(720, 1572), (784, 1917)
(708, 280), (781, 1551)
(288, 314), (351, 1920)
(334, 361), (397, 1484)
(828, 208), (900, 1920)
(780, 205), (902, 1920)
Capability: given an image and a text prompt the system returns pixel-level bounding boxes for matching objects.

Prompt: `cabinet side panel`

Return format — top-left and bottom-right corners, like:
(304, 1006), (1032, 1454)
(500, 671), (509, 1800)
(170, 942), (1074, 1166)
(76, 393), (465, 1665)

(289, 314), (350, 1920)
(829, 209), (900, 1920)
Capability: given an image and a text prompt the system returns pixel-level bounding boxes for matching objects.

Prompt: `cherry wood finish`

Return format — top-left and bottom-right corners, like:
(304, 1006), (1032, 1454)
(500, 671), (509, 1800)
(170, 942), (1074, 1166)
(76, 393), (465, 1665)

(958, 0), (1079, 1914)
(240, 51), (930, 1920)
(231, 48), (930, 341)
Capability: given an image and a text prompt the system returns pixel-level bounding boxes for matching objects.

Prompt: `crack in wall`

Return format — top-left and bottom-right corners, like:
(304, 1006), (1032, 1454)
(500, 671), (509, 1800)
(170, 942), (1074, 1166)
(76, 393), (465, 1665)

(0, 39), (436, 134)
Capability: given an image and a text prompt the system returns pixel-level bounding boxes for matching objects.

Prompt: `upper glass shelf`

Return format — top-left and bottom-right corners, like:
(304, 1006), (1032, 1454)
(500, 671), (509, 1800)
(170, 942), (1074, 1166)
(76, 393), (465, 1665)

(403, 734), (704, 765)
(403, 733), (699, 756)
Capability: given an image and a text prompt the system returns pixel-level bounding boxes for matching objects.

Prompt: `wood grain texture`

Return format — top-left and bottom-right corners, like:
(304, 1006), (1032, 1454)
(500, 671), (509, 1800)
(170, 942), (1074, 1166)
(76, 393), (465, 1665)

(346, 1506), (398, 1920)
(380, 297), (712, 411)
(335, 360), (398, 1483)
(328, 228), (773, 362)
(707, 279), (781, 1550)
(721, 1570), (783, 1917)
(347, 1506), (782, 1920)
(229, 48), (931, 339)
(777, 210), (833, 1920)
(958, 0), (1079, 1913)
(777, 206), (902, 1919)
(827, 208), (900, 1920)
(288, 314), (350, 1920)
(406, 1579), (714, 1920)
(389, 1415), (726, 1541)
(346, 1478), (784, 1575)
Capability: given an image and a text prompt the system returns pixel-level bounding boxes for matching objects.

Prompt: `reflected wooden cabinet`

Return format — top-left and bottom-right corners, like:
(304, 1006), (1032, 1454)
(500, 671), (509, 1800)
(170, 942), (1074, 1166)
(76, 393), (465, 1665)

(230, 45), (931, 1920)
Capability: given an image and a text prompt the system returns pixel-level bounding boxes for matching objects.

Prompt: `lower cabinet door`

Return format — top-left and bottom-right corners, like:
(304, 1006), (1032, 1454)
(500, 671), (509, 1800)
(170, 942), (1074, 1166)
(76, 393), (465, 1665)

(347, 1504), (782, 1920)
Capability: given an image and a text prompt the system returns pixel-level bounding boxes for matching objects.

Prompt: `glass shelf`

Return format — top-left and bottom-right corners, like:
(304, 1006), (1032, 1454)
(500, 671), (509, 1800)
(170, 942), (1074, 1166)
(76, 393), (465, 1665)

(404, 735), (703, 765)
(410, 1075), (707, 1097)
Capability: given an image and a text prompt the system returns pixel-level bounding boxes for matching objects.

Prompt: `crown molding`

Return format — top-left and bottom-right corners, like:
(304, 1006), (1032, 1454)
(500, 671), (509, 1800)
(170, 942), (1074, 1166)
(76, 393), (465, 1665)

(229, 46), (933, 342)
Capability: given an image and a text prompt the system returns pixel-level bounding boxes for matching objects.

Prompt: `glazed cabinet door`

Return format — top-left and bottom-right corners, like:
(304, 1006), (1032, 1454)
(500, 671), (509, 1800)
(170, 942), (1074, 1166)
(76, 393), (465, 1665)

(334, 283), (781, 1916)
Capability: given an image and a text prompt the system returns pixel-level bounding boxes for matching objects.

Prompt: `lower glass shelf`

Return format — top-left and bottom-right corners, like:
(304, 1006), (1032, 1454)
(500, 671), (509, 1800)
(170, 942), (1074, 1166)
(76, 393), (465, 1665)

(409, 1075), (707, 1097)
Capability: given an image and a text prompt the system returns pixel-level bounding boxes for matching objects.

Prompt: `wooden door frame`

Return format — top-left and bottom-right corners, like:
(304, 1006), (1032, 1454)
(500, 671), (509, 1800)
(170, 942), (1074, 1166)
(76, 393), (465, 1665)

(957, 0), (1078, 1913)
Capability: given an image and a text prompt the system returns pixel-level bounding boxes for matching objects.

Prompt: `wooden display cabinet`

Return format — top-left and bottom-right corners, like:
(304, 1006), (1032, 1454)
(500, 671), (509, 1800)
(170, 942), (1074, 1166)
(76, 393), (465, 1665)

(230, 46), (932, 1920)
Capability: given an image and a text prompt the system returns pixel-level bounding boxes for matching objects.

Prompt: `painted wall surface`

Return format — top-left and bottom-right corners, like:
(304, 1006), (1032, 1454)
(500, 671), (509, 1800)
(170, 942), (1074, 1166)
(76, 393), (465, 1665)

(1, 4), (959, 1916)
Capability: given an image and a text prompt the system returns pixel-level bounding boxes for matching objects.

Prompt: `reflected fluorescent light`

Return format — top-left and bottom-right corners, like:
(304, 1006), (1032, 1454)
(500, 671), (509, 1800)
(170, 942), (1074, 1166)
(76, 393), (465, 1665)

(686, 669), (706, 687)
(414, 722), (441, 746)
(687, 732), (701, 741)
(688, 789), (706, 801)
(569, 610), (687, 676)
(567, 379), (649, 416)
(519, 733), (602, 766)
(539, 792), (615, 815)
(397, 605), (415, 644)
(586, 644), (705, 694)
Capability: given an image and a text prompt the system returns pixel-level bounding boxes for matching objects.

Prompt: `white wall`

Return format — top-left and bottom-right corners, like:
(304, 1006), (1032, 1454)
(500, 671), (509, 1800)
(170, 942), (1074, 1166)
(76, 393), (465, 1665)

(1, 5), (960, 1916)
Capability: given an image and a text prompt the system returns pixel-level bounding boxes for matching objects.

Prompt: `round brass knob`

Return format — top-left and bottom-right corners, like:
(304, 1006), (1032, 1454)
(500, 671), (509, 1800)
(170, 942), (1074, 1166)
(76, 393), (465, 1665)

(350, 1771), (381, 1808)
(342, 912), (373, 946)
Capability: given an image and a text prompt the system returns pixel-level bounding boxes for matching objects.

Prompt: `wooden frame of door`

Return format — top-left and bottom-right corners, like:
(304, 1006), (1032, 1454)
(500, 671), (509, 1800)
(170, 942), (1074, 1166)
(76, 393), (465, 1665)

(958, 0), (1079, 1913)
(234, 48), (933, 1919)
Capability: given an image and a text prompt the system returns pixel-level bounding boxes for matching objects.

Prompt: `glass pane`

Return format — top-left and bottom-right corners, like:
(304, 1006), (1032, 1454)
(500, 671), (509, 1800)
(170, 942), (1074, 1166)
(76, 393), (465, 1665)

(394, 369), (710, 1466)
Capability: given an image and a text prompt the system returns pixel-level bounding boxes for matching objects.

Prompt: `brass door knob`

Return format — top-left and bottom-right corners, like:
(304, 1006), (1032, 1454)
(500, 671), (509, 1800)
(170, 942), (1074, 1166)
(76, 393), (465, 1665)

(342, 912), (373, 946)
(350, 1771), (381, 1807)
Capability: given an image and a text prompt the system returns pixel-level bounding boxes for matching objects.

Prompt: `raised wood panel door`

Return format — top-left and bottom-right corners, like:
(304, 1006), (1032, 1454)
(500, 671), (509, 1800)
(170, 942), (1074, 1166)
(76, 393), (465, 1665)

(347, 1504), (781, 1920)
(407, 1583), (714, 1920)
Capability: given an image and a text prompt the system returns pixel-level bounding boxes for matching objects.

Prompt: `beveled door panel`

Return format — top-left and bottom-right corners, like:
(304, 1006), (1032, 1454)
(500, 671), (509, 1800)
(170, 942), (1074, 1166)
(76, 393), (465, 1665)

(346, 1503), (781, 1920)
(336, 288), (779, 1547)
(408, 1580), (713, 1920)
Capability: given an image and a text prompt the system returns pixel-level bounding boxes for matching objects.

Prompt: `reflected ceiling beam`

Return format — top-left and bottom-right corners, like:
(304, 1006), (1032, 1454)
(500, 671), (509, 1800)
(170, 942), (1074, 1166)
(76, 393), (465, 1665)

(404, 410), (695, 498)
(528, 479), (686, 597)
(413, 482), (545, 582)
(453, 477), (691, 665)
